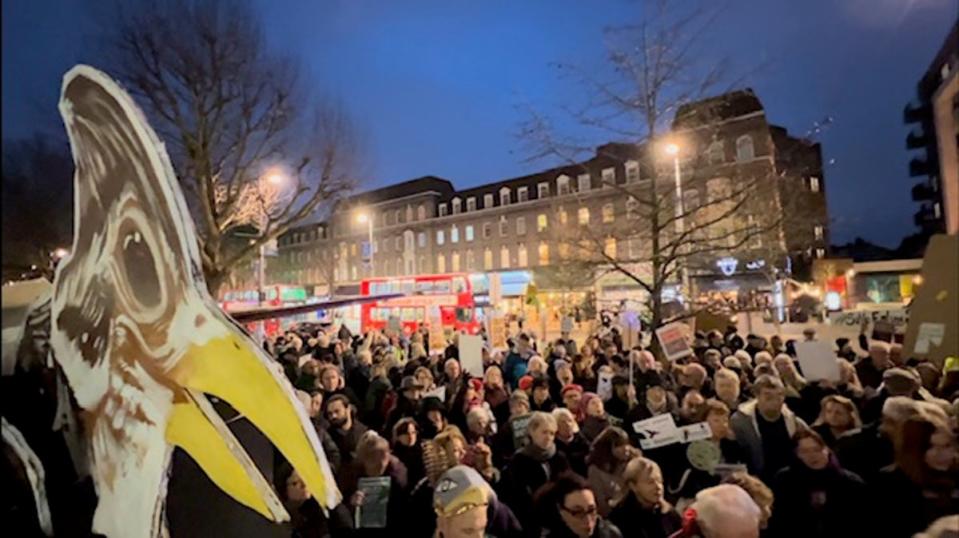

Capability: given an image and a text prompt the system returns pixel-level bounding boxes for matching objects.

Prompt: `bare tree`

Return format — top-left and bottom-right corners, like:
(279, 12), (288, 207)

(519, 1), (823, 331)
(101, 0), (361, 294)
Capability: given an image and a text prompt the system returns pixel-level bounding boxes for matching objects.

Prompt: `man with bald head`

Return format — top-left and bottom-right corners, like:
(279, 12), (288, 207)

(688, 484), (762, 538)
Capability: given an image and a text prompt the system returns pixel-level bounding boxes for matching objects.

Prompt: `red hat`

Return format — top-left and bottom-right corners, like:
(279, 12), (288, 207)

(518, 375), (534, 391)
(561, 383), (584, 396)
(469, 378), (484, 392)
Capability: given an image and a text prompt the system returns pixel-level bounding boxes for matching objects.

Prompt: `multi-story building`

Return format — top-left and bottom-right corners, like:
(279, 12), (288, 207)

(272, 89), (828, 311)
(905, 20), (958, 237)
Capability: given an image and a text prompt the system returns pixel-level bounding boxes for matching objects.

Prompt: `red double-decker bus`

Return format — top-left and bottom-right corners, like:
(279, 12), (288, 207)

(359, 273), (480, 335)
(220, 284), (308, 338)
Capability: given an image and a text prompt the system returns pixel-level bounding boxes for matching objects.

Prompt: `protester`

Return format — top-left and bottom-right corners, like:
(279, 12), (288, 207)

(679, 484), (762, 538)
(553, 407), (590, 476)
(607, 457), (680, 538)
(338, 431), (409, 536)
(326, 394), (370, 466)
(432, 465), (522, 538)
(579, 392), (611, 442)
(730, 375), (808, 481)
(811, 394), (862, 448)
(585, 427), (639, 516)
(534, 473), (623, 538)
(505, 411), (570, 534)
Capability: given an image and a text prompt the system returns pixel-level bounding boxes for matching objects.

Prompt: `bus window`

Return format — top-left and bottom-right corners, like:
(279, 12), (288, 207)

(453, 277), (467, 293)
(416, 280), (433, 293)
(435, 280), (451, 294)
(455, 307), (473, 323)
(401, 280), (415, 294)
(401, 307), (417, 321)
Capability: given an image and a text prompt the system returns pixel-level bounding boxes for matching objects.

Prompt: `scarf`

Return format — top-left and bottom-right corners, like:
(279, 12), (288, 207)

(520, 441), (557, 462)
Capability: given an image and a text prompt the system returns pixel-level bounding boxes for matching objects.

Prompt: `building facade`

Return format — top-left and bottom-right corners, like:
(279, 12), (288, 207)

(271, 89), (828, 309)
(905, 20), (958, 237)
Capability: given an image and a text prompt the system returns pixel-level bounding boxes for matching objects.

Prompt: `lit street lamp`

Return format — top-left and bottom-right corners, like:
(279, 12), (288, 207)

(357, 213), (374, 275)
(663, 141), (692, 301)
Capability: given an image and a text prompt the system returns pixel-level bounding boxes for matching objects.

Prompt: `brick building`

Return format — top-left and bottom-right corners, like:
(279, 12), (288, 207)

(271, 89), (828, 310)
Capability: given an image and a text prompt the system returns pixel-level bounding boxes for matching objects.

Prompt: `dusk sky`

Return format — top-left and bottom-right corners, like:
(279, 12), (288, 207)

(3, 0), (956, 247)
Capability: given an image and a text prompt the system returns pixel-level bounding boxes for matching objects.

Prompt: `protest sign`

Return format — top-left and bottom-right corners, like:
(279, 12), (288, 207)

(459, 333), (484, 377)
(914, 322), (945, 354)
(597, 371), (614, 401)
(903, 234), (957, 367)
(687, 440), (721, 472)
(490, 314), (508, 350)
(510, 414), (532, 450)
(655, 322), (693, 362)
(678, 422), (712, 443)
(423, 386), (446, 403)
(632, 414), (681, 450)
(794, 341), (840, 382)
(355, 476), (391, 528)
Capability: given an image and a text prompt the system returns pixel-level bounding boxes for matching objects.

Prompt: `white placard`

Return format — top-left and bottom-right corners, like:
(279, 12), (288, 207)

(655, 322), (693, 362)
(678, 422), (713, 443)
(632, 414), (681, 450)
(459, 333), (485, 377)
(914, 322), (945, 354)
(597, 371), (614, 401)
(423, 385), (446, 402)
(794, 341), (840, 382)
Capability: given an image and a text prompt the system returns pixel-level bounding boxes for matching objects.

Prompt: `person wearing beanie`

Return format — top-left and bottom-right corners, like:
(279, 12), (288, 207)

(432, 465), (522, 538)
(562, 384), (585, 417)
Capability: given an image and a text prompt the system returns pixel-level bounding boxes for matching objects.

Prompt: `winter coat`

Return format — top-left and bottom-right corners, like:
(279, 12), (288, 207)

(729, 400), (807, 477)
(833, 422), (893, 485)
(874, 465), (959, 538)
(768, 459), (869, 538)
(587, 464), (625, 517)
(506, 448), (570, 535)
(556, 432), (590, 476)
(505, 350), (532, 389)
(542, 519), (623, 538)
(337, 456), (410, 536)
(608, 494), (681, 538)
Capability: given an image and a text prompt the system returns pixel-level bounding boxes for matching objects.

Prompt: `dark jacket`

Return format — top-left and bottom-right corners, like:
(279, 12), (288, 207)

(506, 448), (571, 536)
(768, 459), (869, 538)
(337, 457), (409, 536)
(555, 432), (591, 476)
(834, 422), (893, 485)
(328, 421), (370, 467)
(874, 466), (959, 538)
(542, 519), (623, 538)
(608, 494), (681, 538)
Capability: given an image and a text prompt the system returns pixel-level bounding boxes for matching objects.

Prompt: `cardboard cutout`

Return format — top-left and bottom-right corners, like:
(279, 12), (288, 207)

(46, 65), (338, 537)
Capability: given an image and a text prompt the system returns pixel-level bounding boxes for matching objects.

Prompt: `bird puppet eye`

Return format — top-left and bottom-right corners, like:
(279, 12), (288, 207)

(121, 229), (162, 309)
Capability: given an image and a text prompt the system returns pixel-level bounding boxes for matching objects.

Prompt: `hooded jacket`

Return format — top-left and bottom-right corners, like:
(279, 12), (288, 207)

(729, 400), (807, 476)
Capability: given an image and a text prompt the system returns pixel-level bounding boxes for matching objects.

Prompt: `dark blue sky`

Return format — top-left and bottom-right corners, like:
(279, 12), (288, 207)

(3, 0), (955, 247)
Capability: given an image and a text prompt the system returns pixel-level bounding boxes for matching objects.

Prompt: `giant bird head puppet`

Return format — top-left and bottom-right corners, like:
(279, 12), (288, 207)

(42, 65), (338, 537)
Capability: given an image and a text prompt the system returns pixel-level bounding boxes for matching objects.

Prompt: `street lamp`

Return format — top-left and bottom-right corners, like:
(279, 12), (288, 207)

(357, 213), (374, 275)
(264, 167), (286, 186)
(662, 141), (692, 301)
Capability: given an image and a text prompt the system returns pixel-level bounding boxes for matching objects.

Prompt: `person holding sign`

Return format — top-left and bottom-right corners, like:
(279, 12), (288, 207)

(672, 400), (749, 506)
(339, 431), (409, 534)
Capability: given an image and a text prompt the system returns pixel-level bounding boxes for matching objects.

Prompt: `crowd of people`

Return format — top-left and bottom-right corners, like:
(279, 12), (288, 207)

(267, 320), (959, 538)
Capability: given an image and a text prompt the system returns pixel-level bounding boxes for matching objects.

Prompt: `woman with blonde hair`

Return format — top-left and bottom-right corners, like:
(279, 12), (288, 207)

(812, 395), (862, 448)
(608, 457), (681, 538)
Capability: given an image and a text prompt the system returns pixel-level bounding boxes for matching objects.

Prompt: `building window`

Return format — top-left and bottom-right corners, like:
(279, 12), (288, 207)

(437, 254), (446, 273)
(604, 237), (617, 258)
(466, 197), (476, 212)
(518, 244), (528, 267)
(451, 252), (461, 272)
(625, 161), (640, 183)
(557, 175), (570, 195)
(418, 256), (425, 273)
(558, 242), (570, 259)
(351, 243), (358, 256)
(518, 186), (529, 203)
(538, 182), (550, 198)
(538, 242), (549, 265)
(466, 249), (475, 271)
(500, 187), (511, 206)
(517, 216), (527, 235)
(809, 176), (821, 193)
(578, 207), (590, 225)
(395, 236), (401, 250)
(815, 248), (825, 259)
(628, 237), (641, 259)
(499, 216), (508, 236)
(484, 193), (494, 209)
(439, 203), (448, 217)
(483, 222), (492, 238)
(484, 248), (493, 270)
(814, 225), (824, 240)
(465, 225), (474, 242)
(418, 232), (427, 248)
(934, 202), (942, 218)
(452, 198), (462, 214)
(627, 197), (640, 220)
(735, 135), (755, 161)
(437, 230), (445, 245)
(417, 204), (426, 220)
(451, 225), (460, 243)
(351, 265), (357, 280)
(708, 141), (724, 164)
(558, 207), (568, 225)
(500, 246), (511, 269)
(395, 209), (402, 224)
(406, 205), (414, 222)
(578, 173), (591, 192)
(601, 167), (615, 187)
(602, 203), (615, 223)
(537, 213), (548, 231)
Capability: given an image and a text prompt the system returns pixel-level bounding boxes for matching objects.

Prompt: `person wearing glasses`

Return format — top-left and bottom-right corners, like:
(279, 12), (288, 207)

(534, 473), (623, 538)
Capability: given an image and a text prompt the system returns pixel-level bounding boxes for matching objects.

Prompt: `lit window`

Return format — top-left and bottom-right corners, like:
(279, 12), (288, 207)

(418, 232), (427, 247)
(627, 197), (640, 220)
(602, 167), (615, 187)
(708, 141), (724, 164)
(809, 176), (821, 193)
(538, 182), (550, 198)
(466, 250), (475, 271)
(351, 243), (358, 256)
(483, 222), (492, 238)
(500, 246), (511, 269)
(499, 216), (508, 236)
(484, 248), (493, 270)
(484, 194), (494, 208)
(557, 175), (570, 195)
(518, 244), (528, 266)
(437, 230), (445, 245)
(625, 161), (640, 183)
(452, 198), (462, 214)
(578, 174), (591, 192)
(351, 265), (357, 280)
(814, 225), (824, 240)
(537, 213), (548, 231)
(451, 225), (459, 243)
(578, 207), (590, 225)
(465, 225), (474, 242)
(735, 135), (755, 161)
(558, 242), (570, 259)
(518, 186), (529, 202)
(517, 216), (526, 235)
(500, 187), (511, 206)
(815, 248), (825, 259)
(437, 254), (446, 273)
(439, 203), (448, 217)
(538, 242), (549, 265)
(451, 252), (460, 272)
(559, 207), (568, 225)
(417, 204), (426, 220)
(602, 204), (615, 223)
(604, 237), (617, 258)
(466, 197), (476, 212)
